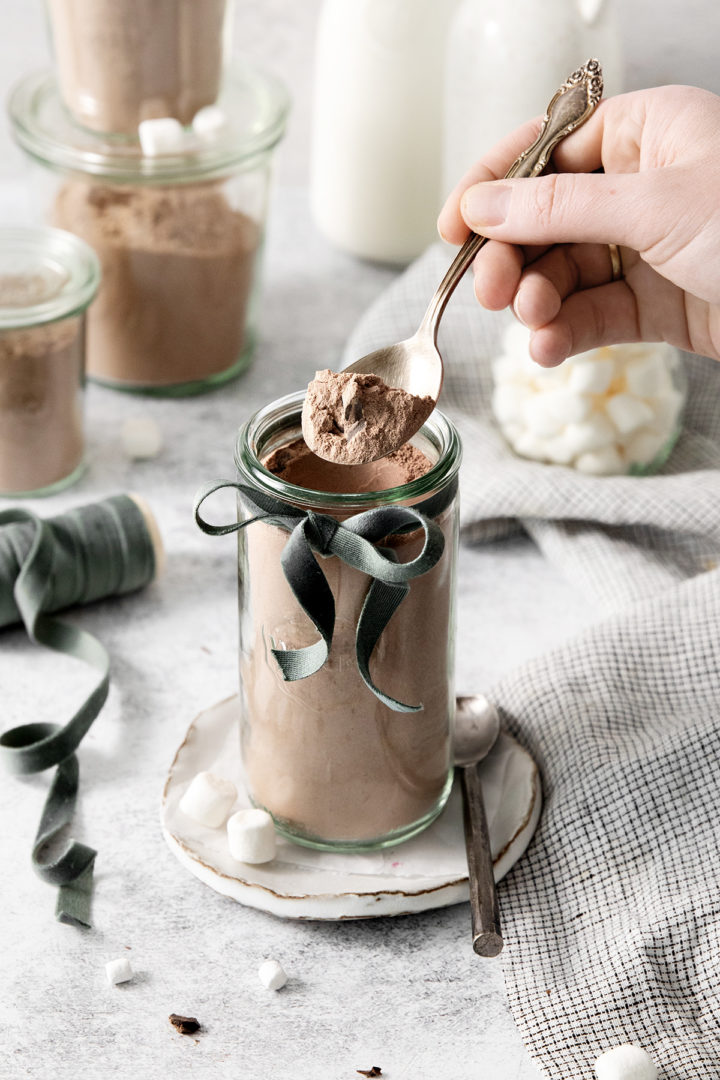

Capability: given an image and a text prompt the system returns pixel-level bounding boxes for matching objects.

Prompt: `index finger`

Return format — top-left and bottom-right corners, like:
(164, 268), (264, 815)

(438, 103), (608, 244)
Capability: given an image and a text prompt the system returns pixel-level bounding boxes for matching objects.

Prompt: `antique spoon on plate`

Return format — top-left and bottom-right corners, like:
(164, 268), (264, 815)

(340, 59), (604, 460)
(454, 694), (504, 956)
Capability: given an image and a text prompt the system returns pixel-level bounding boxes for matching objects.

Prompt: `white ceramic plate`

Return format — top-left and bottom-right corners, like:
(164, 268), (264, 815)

(161, 696), (542, 920)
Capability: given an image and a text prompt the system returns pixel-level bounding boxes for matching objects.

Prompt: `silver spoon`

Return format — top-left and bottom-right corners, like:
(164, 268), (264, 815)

(454, 694), (504, 957)
(340, 59), (604, 460)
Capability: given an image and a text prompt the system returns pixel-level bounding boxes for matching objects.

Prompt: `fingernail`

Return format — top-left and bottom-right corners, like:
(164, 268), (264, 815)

(512, 290), (528, 326)
(461, 183), (511, 227)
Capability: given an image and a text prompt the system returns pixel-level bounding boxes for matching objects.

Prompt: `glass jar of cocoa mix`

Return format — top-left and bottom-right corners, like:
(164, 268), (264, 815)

(8, 62), (288, 396)
(44, 0), (234, 135)
(196, 392), (462, 851)
(0, 226), (100, 497)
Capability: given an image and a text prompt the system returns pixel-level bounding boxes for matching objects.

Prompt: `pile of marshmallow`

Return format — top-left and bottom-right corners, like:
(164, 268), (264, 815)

(491, 324), (684, 475)
(138, 106), (228, 156)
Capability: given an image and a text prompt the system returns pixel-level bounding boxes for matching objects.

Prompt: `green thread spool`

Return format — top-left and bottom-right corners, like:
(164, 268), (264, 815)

(0, 493), (162, 927)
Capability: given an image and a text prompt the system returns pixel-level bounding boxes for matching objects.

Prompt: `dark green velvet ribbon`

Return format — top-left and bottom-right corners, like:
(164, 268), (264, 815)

(194, 478), (456, 712)
(0, 495), (157, 928)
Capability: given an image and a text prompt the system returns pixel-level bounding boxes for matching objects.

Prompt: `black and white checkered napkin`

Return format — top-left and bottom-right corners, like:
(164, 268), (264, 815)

(343, 244), (720, 1077)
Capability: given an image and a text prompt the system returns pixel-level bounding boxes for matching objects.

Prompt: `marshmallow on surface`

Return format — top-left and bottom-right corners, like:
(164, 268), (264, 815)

(594, 1043), (658, 1080)
(258, 959), (288, 990)
(105, 957), (134, 986)
(179, 771), (237, 829)
(227, 808), (277, 864)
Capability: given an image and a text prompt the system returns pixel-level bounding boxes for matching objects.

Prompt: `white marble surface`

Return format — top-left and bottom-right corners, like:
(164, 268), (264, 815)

(0, 184), (600, 1080)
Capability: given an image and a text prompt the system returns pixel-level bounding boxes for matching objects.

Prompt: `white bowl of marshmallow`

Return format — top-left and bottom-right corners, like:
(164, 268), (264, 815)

(491, 323), (685, 476)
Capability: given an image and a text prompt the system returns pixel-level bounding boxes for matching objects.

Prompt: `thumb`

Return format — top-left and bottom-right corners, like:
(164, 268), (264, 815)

(460, 171), (663, 251)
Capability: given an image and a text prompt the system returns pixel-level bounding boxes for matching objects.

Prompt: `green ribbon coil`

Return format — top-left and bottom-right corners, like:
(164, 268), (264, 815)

(0, 495), (157, 928)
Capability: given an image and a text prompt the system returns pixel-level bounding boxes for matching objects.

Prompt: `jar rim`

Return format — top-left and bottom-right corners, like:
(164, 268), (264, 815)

(234, 390), (462, 510)
(8, 61), (290, 184)
(0, 226), (100, 328)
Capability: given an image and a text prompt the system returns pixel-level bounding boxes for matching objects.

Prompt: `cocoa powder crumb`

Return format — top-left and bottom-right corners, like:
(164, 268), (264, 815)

(169, 1014), (201, 1036)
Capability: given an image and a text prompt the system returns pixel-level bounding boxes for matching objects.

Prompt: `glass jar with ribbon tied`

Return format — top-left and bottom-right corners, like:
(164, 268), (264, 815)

(195, 391), (462, 851)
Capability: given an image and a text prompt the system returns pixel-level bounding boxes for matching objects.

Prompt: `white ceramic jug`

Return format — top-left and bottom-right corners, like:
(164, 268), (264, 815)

(310, 0), (462, 265)
(443, 0), (623, 193)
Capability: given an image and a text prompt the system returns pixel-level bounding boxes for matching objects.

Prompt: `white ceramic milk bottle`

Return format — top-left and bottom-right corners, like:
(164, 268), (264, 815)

(310, 0), (462, 265)
(443, 0), (623, 192)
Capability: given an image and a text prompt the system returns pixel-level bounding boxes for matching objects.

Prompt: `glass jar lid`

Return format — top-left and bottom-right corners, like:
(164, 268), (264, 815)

(0, 226), (101, 329)
(8, 60), (290, 184)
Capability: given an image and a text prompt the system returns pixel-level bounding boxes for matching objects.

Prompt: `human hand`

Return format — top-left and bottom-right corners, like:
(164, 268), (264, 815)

(438, 86), (720, 364)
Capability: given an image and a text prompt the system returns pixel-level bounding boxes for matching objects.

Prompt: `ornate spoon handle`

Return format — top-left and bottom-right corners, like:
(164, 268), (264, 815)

(420, 58), (604, 337)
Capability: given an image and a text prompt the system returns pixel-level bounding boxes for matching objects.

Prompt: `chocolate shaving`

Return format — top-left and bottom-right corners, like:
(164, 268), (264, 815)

(169, 1014), (201, 1036)
(356, 1069), (382, 1077)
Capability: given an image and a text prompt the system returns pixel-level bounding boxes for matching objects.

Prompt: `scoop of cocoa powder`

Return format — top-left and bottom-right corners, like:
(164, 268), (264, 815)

(302, 369), (434, 465)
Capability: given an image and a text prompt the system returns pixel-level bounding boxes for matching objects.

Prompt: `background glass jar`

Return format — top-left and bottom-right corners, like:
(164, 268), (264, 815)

(234, 392), (462, 851)
(8, 62), (289, 396)
(0, 226), (100, 497)
(44, 0), (234, 135)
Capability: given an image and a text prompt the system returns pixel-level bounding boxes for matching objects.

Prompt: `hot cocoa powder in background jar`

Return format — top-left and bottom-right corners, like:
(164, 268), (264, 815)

(9, 65), (289, 394)
(45, 0), (231, 133)
(0, 318), (83, 495)
(229, 396), (462, 850)
(0, 227), (99, 497)
(54, 181), (259, 388)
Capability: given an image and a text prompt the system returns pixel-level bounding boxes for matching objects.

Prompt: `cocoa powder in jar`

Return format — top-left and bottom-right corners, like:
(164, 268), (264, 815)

(240, 439), (455, 844)
(0, 316), (84, 494)
(46, 0), (229, 133)
(53, 181), (260, 388)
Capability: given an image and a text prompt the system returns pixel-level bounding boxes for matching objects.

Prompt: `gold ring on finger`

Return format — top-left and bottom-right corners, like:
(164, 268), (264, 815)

(608, 243), (623, 282)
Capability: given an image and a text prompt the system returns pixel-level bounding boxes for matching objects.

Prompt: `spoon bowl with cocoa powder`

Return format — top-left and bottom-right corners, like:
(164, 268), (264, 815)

(302, 60), (603, 466)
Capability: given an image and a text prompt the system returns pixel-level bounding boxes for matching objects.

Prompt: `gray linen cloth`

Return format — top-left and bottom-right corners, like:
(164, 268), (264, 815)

(342, 244), (720, 1078)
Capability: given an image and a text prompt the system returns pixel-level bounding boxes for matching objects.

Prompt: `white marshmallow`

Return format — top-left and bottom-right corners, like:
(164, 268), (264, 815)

(105, 957), (134, 986)
(121, 416), (163, 460)
(605, 393), (655, 436)
(567, 356), (615, 395)
(563, 413), (616, 456)
(258, 959), (288, 991)
(523, 389), (591, 436)
(138, 117), (185, 155)
(179, 771), (237, 829)
(513, 430), (553, 461)
(522, 395), (565, 438)
(491, 383), (531, 425)
(594, 1043), (657, 1080)
(542, 432), (576, 465)
(531, 362), (570, 389)
(545, 388), (593, 424)
(192, 105), (228, 140)
(623, 427), (670, 467)
(624, 350), (673, 398)
(645, 387), (684, 433)
(227, 808), (277, 864)
(575, 445), (624, 475)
